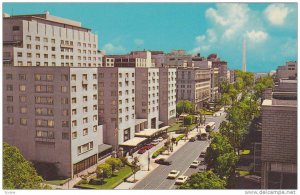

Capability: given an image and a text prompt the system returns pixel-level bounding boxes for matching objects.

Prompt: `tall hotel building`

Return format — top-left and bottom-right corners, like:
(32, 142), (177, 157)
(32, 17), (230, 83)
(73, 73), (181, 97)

(3, 12), (105, 178)
(98, 68), (137, 149)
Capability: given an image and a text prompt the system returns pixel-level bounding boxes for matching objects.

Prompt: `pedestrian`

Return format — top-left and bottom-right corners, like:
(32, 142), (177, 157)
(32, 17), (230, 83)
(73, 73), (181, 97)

(176, 141), (178, 146)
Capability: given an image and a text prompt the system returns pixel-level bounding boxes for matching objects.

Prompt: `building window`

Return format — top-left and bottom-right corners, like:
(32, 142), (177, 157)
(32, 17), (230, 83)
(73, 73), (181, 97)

(12, 26), (20, 31)
(62, 109), (68, 116)
(7, 106), (13, 113)
(20, 107), (27, 114)
(124, 128), (130, 142)
(72, 120), (77, 127)
(93, 125), (97, 132)
(83, 96), (88, 102)
(83, 107), (88, 113)
(72, 109), (77, 115)
(20, 118), (27, 126)
(62, 98), (69, 104)
(62, 132), (69, 140)
(19, 85), (26, 92)
(93, 115), (97, 121)
(72, 132), (77, 139)
(62, 121), (69, 127)
(83, 128), (88, 136)
(71, 74), (76, 80)
(8, 117), (14, 124)
(72, 98), (76, 104)
(83, 118), (88, 124)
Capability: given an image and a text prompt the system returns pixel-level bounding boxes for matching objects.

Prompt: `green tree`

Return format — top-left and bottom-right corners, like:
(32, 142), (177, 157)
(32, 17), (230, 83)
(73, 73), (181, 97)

(179, 171), (226, 189)
(96, 163), (112, 179)
(105, 157), (123, 172)
(3, 142), (45, 189)
(129, 157), (140, 182)
(176, 100), (194, 115)
(183, 115), (193, 126)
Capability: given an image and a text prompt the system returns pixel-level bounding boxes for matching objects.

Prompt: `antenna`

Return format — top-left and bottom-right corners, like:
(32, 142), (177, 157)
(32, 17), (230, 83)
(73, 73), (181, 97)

(242, 38), (246, 72)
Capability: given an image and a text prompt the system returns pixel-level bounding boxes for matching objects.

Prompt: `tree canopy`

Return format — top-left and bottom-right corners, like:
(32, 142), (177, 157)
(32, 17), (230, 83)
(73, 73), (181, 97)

(3, 142), (45, 189)
(176, 100), (194, 115)
(179, 170), (226, 189)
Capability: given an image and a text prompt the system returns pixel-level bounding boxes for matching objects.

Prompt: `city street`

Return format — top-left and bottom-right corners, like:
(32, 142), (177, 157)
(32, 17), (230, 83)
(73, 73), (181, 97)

(133, 139), (209, 189)
(132, 108), (226, 190)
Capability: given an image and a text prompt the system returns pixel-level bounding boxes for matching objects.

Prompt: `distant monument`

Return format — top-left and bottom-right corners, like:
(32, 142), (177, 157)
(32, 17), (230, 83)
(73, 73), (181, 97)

(242, 38), (247, 72)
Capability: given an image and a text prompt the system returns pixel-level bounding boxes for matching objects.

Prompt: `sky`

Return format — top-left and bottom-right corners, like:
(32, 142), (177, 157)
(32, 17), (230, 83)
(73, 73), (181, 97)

(3, 2), (298, 72)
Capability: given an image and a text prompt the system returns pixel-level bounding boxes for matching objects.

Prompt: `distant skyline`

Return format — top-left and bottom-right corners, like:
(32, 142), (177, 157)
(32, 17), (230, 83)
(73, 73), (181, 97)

(3, 3), (297, 72)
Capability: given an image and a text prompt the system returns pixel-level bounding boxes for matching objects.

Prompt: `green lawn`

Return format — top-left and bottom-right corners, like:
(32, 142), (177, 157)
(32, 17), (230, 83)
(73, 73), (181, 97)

(76, 165), (132, 189)
(44, 178), (70, 186)
(168, 122), (183, 132)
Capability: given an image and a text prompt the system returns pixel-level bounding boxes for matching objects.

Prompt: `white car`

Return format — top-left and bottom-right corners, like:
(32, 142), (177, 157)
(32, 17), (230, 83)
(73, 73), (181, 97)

(175, 175), (188, 185)
(151, 140), (160, 145)
(156, 137), (164, 142)
(167, 170), (180, 179)
(190, 160), (200, 168)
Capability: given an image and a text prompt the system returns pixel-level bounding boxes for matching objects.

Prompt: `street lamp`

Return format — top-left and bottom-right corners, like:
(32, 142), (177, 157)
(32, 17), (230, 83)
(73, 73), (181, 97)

(147, 151), (150, 171)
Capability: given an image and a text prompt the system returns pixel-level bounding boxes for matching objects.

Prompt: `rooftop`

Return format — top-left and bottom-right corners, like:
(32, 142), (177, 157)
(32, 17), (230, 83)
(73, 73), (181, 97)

(262, 99), (297, 107)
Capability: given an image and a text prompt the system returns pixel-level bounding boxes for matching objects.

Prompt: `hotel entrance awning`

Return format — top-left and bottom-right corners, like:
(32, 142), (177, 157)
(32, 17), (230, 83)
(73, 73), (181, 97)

(119, 137), (147, 147)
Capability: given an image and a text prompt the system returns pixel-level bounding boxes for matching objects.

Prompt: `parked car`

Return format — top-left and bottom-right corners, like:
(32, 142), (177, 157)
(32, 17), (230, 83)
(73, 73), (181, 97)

(198, 165), (207, 172)
(189, 137), (196, 142)
(167, 170), (180, 179)
(175, 175), (188, 185)
(151, 140), (160, 145)
(199, 160), (206, 165)
(154, 158), (172, 165)
(244, 175), (261, 183)
(138, 148), (147, 154)
(156, 137), (164, 142)
(199, 151), (206, 158)
(190, 160), (200, 168)
(143, 144), (154, 150)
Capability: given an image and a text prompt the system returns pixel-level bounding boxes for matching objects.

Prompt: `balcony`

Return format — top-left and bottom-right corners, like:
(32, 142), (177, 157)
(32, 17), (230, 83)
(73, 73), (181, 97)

(35, 137), (55, 143)
(60, 43), (74, 48)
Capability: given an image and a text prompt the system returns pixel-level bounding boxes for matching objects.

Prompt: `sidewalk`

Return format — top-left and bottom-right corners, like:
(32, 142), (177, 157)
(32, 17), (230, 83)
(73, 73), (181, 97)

(115, 128), (199, 189)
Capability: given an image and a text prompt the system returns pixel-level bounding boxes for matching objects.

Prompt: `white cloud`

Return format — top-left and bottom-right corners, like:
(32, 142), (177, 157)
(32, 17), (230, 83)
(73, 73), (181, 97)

(264, 4), (292, 25)
(102, 43), (126, 54)
(134, 39), (144, 46)
(246, 30), (268, 42)
(196, 35), (206, 44)
(205, 4), (250, 40)
(206, 29), (217, 43)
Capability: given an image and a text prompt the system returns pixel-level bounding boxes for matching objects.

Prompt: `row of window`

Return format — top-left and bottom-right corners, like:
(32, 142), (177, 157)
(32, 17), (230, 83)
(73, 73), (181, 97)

(141, 106), (159, 113)
(72, 125), (97, 139)
(77, 141), (94, 155)
(118, 114), (135, 123)
(24, 35), (97, 49)
(71, 116), (97, 127)
(99, 105), (135, 114)
(99, 72), (135, 78)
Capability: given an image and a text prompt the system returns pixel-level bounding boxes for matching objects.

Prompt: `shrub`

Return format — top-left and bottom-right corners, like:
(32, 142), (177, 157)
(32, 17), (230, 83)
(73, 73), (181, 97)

(152, 146), (168, 158)
(184, 116), (193, 126)
(175, 135), (185, 142)
(105, 157), (123, 171)
(89, 178), (105, 185)
(96, 163), (112, 178)
(81, 178), (88, 184)
(119, 156), (128, 166)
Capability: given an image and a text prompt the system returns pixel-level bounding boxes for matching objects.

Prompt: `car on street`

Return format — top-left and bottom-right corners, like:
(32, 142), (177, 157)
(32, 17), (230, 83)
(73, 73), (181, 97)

(189, 137), (196, 142)
(167, 170), (180, 179)
(199, 151), (206, 158)
(200, 160), (206, 165)
(154, 158), (172, 165)
(175, 175), (188, 185)
(138, 148), (147, 154)
(190, 160), (200, 168)
(198, 165), (207, 172)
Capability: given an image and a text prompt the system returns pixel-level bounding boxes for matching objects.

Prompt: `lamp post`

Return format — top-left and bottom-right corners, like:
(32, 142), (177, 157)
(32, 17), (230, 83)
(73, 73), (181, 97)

(147, 151), (150, 171)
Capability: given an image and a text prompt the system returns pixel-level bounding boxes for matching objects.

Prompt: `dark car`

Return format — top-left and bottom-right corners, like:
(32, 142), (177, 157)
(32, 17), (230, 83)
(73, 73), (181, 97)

(189, 137), (196, 142)
(199, 151), (206, 158)
(138, 148), (147, 154)
(154, 158), (172, 165)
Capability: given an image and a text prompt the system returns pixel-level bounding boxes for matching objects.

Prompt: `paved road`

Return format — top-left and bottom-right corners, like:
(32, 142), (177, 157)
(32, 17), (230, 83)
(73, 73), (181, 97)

(133, 109), (227, 190)
(133, 139), (209, 189)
